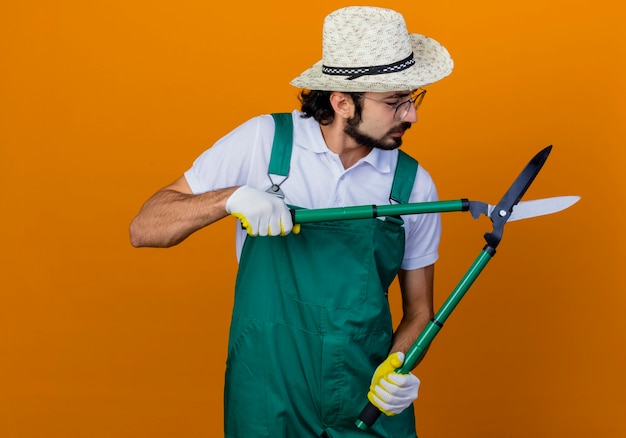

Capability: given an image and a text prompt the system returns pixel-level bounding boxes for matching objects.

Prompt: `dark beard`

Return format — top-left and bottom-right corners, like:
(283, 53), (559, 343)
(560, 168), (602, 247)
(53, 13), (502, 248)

(343, 121), (412, 151)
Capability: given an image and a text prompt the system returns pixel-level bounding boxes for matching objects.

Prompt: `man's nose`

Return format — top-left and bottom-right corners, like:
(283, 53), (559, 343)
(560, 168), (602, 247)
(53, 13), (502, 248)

(403, 104), (418, 123)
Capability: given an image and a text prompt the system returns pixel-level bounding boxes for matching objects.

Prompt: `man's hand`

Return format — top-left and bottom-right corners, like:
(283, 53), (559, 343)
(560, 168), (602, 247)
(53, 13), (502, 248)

(368, 352), (420, 416)
(225, 186), (300, 236)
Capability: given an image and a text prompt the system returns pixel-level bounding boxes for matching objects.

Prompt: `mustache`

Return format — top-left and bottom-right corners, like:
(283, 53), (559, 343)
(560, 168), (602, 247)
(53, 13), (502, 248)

(389, 122), (412, 134)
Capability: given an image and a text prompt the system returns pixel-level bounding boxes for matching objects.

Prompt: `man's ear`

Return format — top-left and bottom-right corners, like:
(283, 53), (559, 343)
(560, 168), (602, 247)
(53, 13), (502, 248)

(329, 91), (356, 119)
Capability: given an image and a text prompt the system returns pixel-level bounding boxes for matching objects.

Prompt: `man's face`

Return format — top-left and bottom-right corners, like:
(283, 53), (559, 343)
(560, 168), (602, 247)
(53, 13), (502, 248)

(344, 90), (418, 151)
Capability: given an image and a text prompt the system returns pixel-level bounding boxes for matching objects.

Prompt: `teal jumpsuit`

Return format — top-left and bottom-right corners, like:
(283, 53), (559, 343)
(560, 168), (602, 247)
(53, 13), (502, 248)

(224, 114), (420, 437)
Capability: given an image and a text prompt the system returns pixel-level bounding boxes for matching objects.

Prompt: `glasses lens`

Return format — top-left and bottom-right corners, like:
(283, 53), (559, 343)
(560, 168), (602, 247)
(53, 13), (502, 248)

(395, 101), (412, 121)
(394, 91), (426, 121)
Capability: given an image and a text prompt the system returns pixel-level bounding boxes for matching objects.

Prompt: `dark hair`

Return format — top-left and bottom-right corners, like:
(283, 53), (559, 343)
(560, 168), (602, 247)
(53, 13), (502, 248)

(299, 90), (364, 126)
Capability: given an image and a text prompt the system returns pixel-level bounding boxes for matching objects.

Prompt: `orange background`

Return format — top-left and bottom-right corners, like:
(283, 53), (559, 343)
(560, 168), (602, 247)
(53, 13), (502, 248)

(1, 1), (624, 437)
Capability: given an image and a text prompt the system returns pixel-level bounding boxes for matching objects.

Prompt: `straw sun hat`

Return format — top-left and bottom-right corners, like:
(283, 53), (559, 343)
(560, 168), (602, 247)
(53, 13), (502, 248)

(290, 6), (453, 92)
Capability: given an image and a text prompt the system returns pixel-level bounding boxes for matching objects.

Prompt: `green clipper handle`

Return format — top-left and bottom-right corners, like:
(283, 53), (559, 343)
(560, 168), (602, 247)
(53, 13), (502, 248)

(355, 246), (496, 431)
(291, 200), (469, 224)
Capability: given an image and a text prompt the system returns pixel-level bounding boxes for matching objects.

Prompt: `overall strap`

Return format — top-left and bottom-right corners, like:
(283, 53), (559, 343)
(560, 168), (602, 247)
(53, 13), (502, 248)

(390, 150), (419, 204)
(268, 113), (294, 177)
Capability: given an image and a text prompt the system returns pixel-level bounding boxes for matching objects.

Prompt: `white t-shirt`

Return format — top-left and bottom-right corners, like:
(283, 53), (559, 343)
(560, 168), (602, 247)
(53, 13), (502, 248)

(184, 110), (441, 270)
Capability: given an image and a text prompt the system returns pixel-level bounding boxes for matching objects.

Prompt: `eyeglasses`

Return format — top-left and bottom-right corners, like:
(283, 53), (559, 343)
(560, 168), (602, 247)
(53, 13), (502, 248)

(361, 89), (427, 121)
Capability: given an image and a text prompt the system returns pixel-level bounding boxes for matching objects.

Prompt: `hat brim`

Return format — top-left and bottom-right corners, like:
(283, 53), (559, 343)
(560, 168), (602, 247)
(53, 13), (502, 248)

(290, 34), (453, 92)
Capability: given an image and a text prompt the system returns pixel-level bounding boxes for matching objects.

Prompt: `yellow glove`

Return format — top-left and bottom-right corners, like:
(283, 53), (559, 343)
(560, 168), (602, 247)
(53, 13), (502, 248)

(368, 352), (420, 416)
(225, 186), (300, 236)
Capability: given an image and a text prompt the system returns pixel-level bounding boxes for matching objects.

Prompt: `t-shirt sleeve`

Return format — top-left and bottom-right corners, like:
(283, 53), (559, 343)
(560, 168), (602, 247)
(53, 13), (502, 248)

(184, 115), (274, 194)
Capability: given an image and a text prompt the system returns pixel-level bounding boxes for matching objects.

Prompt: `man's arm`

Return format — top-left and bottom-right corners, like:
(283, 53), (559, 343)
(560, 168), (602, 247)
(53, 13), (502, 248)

(129, 176), (238, 248)
(390, 265), (435, 360)
(366, 265), (434, 416)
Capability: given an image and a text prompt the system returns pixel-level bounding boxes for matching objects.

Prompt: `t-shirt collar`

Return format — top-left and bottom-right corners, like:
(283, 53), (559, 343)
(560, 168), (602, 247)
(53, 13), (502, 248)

(295, 113), (394, 174)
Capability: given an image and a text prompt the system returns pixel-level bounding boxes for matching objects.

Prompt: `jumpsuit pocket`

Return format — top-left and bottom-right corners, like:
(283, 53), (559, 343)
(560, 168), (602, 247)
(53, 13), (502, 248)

(224, 320), (270, 437)
(279, 221), (375, 309)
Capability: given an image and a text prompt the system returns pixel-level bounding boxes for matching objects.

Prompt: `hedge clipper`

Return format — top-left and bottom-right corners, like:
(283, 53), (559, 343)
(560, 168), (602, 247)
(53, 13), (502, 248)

(290, 145), (580, 431)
